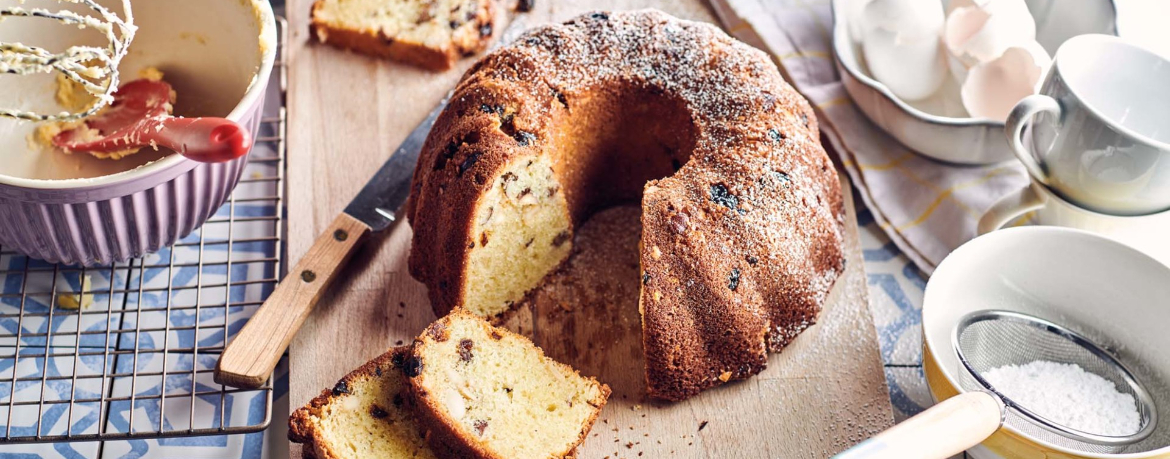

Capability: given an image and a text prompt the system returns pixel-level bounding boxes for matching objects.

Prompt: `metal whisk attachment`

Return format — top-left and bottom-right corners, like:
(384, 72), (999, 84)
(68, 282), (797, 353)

(0, 0), (136, 121)
(955, 310), (1158, 453)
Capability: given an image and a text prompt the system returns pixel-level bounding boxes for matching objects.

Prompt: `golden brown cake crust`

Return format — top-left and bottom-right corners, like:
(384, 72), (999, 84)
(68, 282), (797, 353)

(309, 0), (497, 71)
(406, 10), (845, 401)
(288, 347), (426, 459)
(405, 310), (610, 459)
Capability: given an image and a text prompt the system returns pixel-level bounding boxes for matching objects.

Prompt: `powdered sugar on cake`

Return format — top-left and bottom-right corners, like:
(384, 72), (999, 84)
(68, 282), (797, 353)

(408, 10), (846, 401)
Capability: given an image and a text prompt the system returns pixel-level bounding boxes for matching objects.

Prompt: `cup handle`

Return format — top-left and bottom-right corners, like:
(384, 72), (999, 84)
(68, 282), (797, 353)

(977, 184), (1047, 235)
(1005, 95), (1061, 185)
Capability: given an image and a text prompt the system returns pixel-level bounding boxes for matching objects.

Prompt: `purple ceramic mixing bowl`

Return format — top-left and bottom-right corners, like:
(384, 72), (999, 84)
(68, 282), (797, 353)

(0, 0), (278, 266)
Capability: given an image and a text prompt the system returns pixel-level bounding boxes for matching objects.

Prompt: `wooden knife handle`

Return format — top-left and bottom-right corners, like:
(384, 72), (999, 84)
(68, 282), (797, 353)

(214, 213), (371, 389)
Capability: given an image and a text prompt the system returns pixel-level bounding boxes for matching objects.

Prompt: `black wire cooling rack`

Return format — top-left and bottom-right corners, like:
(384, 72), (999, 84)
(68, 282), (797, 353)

(0, 17), (288, 445)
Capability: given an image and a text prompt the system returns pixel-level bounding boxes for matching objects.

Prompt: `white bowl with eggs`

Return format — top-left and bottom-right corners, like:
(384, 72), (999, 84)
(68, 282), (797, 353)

(831, 0), (1118, 165)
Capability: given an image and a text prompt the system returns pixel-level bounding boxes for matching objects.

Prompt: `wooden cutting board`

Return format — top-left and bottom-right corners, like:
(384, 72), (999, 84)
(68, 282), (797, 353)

(285, 1), (894, 457)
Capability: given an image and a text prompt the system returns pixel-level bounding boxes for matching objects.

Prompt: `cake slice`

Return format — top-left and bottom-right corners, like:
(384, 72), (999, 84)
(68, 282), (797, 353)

(289, 347), (437, 459)
(405, 310), (610, 459)
(309, 0), (497, 71)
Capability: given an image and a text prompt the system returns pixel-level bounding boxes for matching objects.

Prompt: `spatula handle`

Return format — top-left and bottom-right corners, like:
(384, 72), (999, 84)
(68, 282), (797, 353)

(153, 117), (253, 163)
(214, 213), (371, 389)
(835, 391), (1004, 459)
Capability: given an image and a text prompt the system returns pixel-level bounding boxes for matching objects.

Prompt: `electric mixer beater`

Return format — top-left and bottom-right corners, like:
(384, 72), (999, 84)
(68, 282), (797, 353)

(1, 0), (251, 163)
(1, 0), (135, 122)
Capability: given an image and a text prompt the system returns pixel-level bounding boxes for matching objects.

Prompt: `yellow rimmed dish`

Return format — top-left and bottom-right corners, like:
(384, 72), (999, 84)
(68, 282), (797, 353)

(923, 226), (1170, 458)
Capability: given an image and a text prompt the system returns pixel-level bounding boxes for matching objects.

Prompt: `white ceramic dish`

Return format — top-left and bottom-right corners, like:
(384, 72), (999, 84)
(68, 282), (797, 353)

(831, 0), (1119, 165)
(923, 227), (1170, 458)
(0, 0), (277, 264)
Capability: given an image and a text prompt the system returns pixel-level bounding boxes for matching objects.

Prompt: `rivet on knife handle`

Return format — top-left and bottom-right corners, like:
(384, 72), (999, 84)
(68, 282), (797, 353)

(214, 213), (371, 389)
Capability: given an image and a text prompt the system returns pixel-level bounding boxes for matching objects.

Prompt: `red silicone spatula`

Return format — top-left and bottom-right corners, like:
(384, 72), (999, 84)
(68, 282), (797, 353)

(52, 78), (251, 163)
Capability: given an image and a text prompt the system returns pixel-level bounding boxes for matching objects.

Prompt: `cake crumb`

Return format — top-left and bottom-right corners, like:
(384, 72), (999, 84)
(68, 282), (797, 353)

(57, 275), (94, 310)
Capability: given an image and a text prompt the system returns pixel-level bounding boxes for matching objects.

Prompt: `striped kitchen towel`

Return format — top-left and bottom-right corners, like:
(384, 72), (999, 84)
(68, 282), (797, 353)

(709, 0), (1029, 274)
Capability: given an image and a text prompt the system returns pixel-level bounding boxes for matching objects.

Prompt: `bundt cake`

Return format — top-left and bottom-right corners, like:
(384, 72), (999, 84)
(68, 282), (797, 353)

(405, 9), (845, 401)
(405, 310), (610, 459)
(289, 347), (437, 459)
(310, 0), (497, 71)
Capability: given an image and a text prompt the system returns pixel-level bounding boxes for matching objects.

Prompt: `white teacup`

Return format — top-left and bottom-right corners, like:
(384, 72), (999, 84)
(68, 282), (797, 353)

(978, 179), (1170, 267)
(1006, 34), (1170, 216)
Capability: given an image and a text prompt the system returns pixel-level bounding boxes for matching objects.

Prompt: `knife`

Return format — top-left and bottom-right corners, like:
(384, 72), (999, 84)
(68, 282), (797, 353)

(214, 17), (529, 389)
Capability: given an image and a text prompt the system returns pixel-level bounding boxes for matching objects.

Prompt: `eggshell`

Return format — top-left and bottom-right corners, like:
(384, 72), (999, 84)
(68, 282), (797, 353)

(969, 1), (1035, 61)
(960, 42), (1051, 121)
(944, 0), (1036, 84)
(944, 5), (988, 66)
(860, 0), (948, 101)
(1017, 40), (1052, 89)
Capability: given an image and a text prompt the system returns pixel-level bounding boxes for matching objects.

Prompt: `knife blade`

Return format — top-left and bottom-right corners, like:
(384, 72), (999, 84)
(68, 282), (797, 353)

(214, 16), (530, 389)
(343, 97), (448, 230)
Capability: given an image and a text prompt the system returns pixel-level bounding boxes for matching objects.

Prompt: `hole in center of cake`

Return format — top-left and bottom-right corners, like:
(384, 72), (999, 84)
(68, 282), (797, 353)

(462, 85), (699, 320)
(549, 85), (699, 221)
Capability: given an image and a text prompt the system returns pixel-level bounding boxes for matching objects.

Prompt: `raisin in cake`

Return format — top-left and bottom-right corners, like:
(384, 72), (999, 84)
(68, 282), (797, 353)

(310, 0), (497, 71)
(405, 310), (610, 458)
(405, 9), (846, 401)
(289, 347), (437, 459)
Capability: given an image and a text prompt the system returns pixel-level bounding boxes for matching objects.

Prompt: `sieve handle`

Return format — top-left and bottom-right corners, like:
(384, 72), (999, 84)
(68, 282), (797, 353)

(835, 391), (1004, 459)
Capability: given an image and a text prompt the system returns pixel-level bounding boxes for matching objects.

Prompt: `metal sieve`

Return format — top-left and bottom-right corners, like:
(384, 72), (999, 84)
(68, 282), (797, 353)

(837, 309), (1158, 459)
(953, 310), (1158, 454)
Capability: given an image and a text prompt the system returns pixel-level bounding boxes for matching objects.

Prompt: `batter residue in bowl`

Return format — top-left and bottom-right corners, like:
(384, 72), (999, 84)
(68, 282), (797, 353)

(30, 66), (172, 160)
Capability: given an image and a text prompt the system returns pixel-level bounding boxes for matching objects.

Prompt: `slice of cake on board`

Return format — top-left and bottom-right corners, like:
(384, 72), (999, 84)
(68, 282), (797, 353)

(310, 0), (498, 71)
(289, 347), (437, 459)
(405, 310), (610, 459)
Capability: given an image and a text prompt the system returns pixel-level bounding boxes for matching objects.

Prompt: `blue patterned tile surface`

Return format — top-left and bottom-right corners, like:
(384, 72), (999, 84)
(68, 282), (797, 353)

(859, 210), (927, 367)
(856, 199), (933, 422)
(0, 195), (284, 457)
